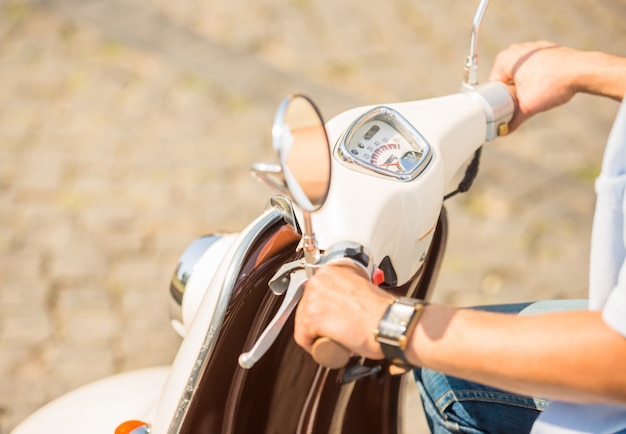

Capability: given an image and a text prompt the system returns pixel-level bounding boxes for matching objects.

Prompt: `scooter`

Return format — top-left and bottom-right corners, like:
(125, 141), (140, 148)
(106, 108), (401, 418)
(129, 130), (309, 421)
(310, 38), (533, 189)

(11, 0), (514, 432)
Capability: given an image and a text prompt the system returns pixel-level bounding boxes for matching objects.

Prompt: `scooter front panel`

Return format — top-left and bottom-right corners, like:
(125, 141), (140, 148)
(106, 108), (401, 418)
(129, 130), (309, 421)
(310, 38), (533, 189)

(175, 209), (448, 433)
(174, 218), (400, 433)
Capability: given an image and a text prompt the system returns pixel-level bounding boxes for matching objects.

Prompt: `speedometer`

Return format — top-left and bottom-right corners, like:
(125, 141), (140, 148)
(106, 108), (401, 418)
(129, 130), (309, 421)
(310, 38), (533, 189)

(337, 106), (432, 181)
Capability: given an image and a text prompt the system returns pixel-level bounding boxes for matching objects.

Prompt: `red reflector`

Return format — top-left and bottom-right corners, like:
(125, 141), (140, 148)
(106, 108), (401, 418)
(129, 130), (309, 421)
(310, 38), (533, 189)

(372, 267), (385, 286)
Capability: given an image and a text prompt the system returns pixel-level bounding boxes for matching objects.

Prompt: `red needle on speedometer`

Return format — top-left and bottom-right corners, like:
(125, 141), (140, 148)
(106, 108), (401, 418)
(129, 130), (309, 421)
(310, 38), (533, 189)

(379, 162), (400, 167)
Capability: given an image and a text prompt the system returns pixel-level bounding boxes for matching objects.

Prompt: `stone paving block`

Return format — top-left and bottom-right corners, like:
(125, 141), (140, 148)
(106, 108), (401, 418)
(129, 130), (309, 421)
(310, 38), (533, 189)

(0, 308), (51, 345)
(46, 340), (116, 389)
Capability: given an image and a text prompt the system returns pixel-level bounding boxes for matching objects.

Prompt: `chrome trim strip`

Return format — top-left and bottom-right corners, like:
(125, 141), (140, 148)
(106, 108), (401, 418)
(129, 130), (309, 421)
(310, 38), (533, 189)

(167, 199), (297, 433)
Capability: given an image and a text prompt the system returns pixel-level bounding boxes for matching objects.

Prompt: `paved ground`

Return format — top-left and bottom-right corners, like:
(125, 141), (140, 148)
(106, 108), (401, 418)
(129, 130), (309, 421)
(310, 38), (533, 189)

(1, 0), (625, 432)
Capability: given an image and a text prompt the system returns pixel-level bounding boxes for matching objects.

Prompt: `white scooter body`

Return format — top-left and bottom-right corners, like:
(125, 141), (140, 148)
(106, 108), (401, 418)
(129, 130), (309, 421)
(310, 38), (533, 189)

(11, 83), (513, 434)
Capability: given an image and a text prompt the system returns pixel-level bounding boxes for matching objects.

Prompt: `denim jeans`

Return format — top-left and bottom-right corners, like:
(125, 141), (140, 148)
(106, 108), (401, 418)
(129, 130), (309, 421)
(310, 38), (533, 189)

(413, 300), (588, 434)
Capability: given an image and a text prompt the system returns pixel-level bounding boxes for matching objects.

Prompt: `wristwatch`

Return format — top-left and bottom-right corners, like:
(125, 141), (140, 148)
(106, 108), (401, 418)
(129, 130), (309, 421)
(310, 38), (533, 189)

(374, 297), (428, 375)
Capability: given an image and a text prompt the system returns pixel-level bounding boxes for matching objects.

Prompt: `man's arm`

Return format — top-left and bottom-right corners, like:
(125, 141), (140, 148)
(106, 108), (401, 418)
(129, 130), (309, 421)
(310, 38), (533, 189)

(294, 265), (626, 405)
(409, 302), (626, 405)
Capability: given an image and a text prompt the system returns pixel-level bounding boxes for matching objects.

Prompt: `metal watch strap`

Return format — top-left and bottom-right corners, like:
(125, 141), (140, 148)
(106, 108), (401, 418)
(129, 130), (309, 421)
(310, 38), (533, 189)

(375, 297), (428, 375)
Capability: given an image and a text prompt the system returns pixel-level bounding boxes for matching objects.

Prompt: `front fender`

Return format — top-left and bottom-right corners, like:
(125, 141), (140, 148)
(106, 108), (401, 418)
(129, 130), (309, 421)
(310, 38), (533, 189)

(11, 367), (169, 434)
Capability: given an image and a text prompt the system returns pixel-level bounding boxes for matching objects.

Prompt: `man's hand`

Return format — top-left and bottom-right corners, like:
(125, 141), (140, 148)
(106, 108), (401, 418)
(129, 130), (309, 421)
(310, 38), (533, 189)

(490, 40), (626, 132)
(294, 263), (394, 361)
(489, 40), (580, 131)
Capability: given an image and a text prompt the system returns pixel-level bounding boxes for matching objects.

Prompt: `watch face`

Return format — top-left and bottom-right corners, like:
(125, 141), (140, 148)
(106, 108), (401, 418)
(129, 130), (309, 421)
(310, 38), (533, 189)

(336, 107), (433, 182)
(376, 299), (422, 349)
(382, 302), (417, 339)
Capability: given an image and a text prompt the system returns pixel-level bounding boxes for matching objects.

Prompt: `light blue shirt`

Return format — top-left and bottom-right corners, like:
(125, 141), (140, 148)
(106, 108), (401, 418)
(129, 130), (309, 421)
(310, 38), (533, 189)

(532, 98), (626, 433)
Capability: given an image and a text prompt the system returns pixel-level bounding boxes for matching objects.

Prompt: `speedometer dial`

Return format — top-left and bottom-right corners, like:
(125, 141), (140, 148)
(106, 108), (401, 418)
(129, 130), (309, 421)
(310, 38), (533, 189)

(337, 107), (432, 181)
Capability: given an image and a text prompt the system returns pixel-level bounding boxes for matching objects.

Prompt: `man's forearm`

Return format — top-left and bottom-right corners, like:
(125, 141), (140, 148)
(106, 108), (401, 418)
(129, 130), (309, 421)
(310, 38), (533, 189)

(407, 305), (626, 404)
(574, 50), (626, 101)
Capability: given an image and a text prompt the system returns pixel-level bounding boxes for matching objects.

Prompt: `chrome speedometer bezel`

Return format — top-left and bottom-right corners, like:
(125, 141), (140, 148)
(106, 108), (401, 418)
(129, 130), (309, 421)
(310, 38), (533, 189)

(335, 106), (433, 182)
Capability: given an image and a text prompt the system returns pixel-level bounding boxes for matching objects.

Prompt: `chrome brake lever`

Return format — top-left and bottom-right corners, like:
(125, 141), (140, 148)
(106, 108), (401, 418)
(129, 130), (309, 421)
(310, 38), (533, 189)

(238, 269), (307, 369)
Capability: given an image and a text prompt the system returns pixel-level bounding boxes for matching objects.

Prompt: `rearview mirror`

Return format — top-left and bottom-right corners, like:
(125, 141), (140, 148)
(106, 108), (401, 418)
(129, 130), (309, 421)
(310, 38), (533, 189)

(252, 94), (331, 266)
(273, 94), (331, 213)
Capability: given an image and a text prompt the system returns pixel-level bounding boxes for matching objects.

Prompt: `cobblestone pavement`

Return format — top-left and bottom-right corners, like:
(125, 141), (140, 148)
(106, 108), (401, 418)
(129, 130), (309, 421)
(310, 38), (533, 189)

(1, 0), (625, 432)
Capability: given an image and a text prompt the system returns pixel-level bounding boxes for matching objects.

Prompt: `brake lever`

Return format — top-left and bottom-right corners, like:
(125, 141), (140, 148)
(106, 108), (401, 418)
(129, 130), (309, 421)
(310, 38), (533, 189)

(238, 242), (378, 370)
(238, 269), (307, 369)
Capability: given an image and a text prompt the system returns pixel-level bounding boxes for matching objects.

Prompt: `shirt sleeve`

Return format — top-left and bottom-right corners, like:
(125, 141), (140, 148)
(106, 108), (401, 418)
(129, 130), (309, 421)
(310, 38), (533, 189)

(603, 278), (626, 337)
(598, 99), (626, 337)
(590, 175), (626, 336)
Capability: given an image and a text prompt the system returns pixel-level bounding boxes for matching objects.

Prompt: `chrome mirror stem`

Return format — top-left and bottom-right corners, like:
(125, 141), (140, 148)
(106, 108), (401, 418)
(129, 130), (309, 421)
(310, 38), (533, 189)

(463, 0), (490, 90)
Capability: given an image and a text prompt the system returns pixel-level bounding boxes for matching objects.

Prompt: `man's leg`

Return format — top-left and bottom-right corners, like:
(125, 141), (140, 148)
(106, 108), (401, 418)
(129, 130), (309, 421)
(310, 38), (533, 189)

(414, 300), (587, 434)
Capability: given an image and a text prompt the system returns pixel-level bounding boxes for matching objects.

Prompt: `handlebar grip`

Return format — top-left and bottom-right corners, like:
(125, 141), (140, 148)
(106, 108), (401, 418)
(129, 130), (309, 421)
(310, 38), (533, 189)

(311, 337), (351, 369)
